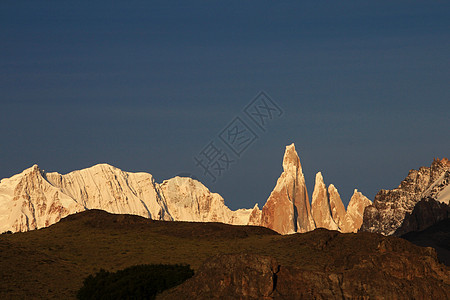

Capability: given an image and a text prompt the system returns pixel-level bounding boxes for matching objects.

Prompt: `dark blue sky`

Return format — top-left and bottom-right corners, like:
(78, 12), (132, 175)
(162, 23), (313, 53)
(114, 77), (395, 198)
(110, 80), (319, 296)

(1, 1), (449, 209)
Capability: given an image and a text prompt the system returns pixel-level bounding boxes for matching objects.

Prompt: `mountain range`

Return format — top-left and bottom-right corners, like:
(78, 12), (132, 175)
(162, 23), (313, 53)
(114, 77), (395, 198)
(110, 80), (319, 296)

(1, 143), (448, 237)
(361, 157), (450, 235)
(0, 143), (373, 234)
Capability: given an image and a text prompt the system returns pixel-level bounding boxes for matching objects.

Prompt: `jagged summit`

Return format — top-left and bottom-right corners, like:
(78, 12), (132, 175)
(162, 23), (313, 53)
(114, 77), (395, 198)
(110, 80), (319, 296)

(0, 163), (255, 233)
(161, 175), (206, 190)
(309, 172), (371, 233)
(260, 143), (371, 234)
(314, 171), (324, 183)
(361, 158), (450, 235)
(434, 157), (450, 167)
(282, 143), (302, 172)
(0, 143), (373, 234)
(328, 184), (347, 230)
(261, 143), (314, 234)
(311, 171), (338, 230)
(344, 190), (372, 233)
(18, 164), (42, 176)
(160, 176), (252, 224)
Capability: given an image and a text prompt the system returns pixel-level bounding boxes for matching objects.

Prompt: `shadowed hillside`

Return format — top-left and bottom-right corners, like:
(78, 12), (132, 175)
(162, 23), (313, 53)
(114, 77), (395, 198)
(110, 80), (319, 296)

(0, 210), (448, 299)
(401, 218), (450, 266)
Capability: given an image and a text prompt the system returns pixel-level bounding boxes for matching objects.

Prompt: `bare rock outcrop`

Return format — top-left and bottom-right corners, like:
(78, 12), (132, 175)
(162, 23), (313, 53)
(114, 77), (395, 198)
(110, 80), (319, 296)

(160, 232), (450, 299)
(311, 172), (338, 230)
(247, 204), (262, 226)
(160, 253), (279, 299)
(160, 176), (253, 225)
(343, 189), (372, 233)
(361, 158), (450, 235)
(395, 197), (450, 236)
(401, 218), (450, 266)
(328, 184), (346, 230)
(309, 173), (371, 233)
(260, 144), (315, 234)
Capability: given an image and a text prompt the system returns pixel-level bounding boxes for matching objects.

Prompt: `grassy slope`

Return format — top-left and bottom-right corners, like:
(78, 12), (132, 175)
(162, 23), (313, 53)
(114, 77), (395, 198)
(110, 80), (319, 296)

(0, 210), (445, 299)
(0, 210), (278, 299)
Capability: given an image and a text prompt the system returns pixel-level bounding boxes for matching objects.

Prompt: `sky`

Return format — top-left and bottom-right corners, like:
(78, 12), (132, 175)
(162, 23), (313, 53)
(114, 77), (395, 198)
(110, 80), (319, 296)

(1, 1), (449, 210)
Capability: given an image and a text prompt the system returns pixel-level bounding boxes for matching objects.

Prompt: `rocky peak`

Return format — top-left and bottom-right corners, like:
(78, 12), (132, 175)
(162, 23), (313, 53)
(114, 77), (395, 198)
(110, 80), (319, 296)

(261, 144), (373, 234)
(1, 143), (377, 235)
(433, 157), (450, 169)
(247, 203), (262, 226)
(260, 143), (315, 234)
(328, 184), (346, 230)
(0, 163), (254, 233)
(311, 172), (338, 230)
(344, 189), (372, 233)
(282, 143), (302, 174)
(161, 176), (230, 222)
(361, 158), (450, 235)
(1, 164), (83, 232)
(314, 172), (324, 186)
(20, 164), (44, 181)
(161, 176), (255, 225)
(394, 197), (450, 236)
(30, 164), (40, 172)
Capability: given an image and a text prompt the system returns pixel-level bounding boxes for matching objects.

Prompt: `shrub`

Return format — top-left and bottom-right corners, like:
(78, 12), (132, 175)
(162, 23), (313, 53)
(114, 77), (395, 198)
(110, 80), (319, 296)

(77, 264), (194, 299)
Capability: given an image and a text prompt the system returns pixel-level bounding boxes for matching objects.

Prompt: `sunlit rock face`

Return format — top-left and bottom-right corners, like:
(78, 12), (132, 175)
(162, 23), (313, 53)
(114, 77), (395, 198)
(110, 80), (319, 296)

(46, 164), (172, 221)
(258, 144), (372, 234)
(328, 184), (347, 230)
(0, 165), (84, 233)
(0, 164), (257, 233)
(361, 158), (450, 235)
(260, 144), (315, 234)
(0, 142), (378, 235)
(0, 164), (173, 233)
(342, 190), (372, 233)
(311, 172), (338, 230)
(160, 176), (254, 225)
(309, 173), (371, 233)
(247, 204), (262, 226)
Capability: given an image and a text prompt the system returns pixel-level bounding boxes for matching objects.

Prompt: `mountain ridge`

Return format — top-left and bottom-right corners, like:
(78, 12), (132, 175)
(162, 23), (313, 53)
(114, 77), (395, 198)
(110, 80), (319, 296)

(0, 143), (372, 234)
(361, 157), (450, 235)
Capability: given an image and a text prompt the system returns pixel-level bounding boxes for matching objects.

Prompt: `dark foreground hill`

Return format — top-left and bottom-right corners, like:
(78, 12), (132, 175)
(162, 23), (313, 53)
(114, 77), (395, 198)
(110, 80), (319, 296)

(401, 218), (450, 266)
(0, 210), (449, 299)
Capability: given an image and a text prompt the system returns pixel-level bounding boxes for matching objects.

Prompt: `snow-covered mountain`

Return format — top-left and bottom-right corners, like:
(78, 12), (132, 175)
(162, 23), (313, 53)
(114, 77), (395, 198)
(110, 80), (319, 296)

(360, 158), (450, 236)
(160, 176), (252, 225)
(0, 164), (254, 233)
(0, 164), (85, 232)
(0, 143), (372, 234)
